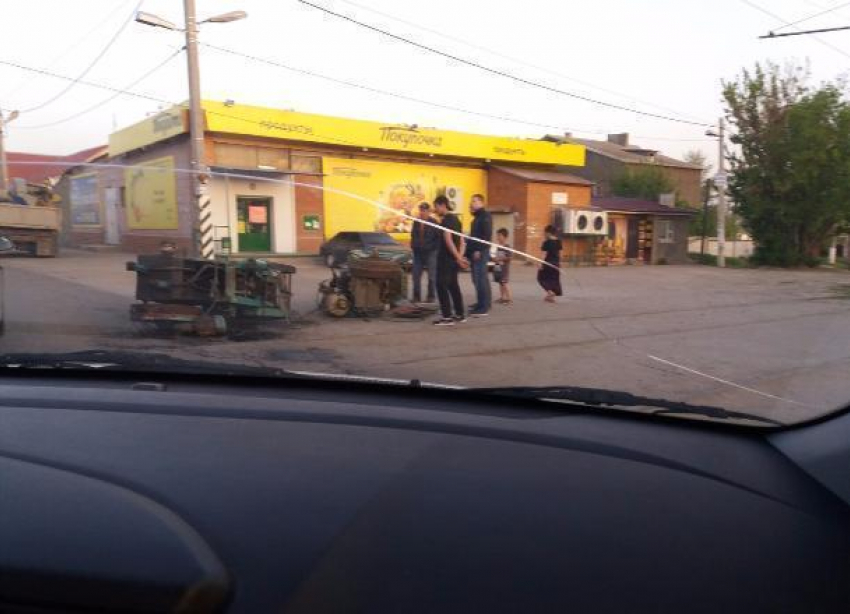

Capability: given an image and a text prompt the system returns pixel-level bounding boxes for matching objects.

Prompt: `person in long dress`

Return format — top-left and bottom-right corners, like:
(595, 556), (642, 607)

(537, 224), (563, 303)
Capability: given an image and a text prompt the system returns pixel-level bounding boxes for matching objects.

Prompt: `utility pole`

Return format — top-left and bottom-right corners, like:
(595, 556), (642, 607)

(700, 178), (711, 257)
(183, 0), (212, 259)
(136, 6), (245, 257)
(716, 117), (727, 268)
(0, 108), (19, 194)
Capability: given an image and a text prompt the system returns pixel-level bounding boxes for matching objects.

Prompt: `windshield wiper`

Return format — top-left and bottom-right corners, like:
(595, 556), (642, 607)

(471, 385), (783, 426)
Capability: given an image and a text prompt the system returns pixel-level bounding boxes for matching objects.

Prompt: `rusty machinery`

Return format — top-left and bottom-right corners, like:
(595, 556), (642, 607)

(318, 250), (407, 318)
(127, 252), (296, 336)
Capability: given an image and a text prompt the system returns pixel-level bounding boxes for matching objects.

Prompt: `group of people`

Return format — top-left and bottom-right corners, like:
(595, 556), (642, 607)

(409, 194), (563, 327)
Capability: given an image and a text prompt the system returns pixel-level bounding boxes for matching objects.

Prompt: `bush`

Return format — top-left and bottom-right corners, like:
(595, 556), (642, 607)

(689, 253), (751, 268)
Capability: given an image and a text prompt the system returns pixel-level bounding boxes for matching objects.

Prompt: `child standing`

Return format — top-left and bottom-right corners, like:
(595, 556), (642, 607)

(493, 228), (513, 305)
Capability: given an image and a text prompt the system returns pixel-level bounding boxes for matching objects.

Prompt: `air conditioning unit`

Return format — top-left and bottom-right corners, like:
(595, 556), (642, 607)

(444, 186), (464, 212)
(565, 209), (608, 235)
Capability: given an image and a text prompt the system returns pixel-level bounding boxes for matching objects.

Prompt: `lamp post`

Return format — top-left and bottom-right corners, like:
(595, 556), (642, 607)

(136, 4), (246, 259)
(706, 119), (728, 267)
(0, 108), (20, 194)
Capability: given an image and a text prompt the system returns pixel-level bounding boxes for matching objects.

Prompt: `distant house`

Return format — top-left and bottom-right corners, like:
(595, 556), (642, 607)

(592, 196), (695, 265)
(547, 133), (703, 208)
(6, 145), (108, 186)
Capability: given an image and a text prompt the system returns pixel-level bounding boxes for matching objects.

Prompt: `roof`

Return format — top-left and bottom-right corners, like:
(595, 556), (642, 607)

(7, 145), (107, 183)
(592, 196), (696, 216)
(563, 137), (701, 171)
(492, 166), (594, 186)
(109, 101), (586, 166)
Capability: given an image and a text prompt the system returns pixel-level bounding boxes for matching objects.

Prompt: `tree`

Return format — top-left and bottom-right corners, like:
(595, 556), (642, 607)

(683, 149), (711, 178)
(611, 166), (675, 200)
(723, 62), (850, 266)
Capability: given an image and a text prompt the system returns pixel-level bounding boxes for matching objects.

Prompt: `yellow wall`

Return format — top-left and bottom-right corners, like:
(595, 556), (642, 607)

(124, 156), (179, 230)
(109, 107), (186, 157)
(322, 157), (486, 239)
(204, 101), (584, 166)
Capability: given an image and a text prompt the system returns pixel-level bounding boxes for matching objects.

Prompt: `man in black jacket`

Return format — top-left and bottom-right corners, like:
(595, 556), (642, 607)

(410, 202), (440, 303)
(465, 194), (493, 316)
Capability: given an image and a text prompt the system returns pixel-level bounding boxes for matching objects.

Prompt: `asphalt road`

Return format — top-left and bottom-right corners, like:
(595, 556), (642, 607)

(2, 249), (850, 425)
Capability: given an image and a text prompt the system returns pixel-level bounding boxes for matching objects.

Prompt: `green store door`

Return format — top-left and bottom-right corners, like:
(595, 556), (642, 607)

(237, 197), (272, 252)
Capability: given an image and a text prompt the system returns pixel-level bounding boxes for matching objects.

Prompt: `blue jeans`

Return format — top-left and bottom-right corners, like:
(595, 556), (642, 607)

(412, 249), (437, 302)
(470, 251), (492, 312)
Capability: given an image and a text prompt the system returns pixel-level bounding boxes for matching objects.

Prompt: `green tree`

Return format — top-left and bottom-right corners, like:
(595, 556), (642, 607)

(683, 149), (711, 177)
(723, 62), (850, 266)
(611, 166), (675, 200)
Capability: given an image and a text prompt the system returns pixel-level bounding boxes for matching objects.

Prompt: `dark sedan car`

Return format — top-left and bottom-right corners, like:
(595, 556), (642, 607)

(319, 231), (412, 267)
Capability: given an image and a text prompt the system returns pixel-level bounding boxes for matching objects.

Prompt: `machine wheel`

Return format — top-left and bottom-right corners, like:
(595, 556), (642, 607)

(325, 292), (351, 317)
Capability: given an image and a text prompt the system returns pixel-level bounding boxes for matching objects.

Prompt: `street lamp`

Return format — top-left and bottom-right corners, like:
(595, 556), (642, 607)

(705, 120), (728, 268)
(0, 108), (20, 194)
(135, 2), (247, 259)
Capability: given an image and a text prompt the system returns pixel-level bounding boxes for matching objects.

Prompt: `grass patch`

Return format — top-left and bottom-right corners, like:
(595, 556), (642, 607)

(688, 253), (751, 268)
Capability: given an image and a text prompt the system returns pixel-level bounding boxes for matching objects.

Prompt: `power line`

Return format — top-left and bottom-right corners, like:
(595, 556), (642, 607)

(327, 0), (708, 124)
(772, 0), (850, 32)
(17, 0), (143, 113)
(15, 49), (184, 130)
(297, 0), (711, 127)
(741, 0), (850, 58)
(0, 0), (138, 99)
(202, 42), (710, 143)
(0, 55), (365, 149)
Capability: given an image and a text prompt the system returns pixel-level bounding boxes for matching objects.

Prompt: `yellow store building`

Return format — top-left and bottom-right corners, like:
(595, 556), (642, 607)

(92, 101), (586, 255)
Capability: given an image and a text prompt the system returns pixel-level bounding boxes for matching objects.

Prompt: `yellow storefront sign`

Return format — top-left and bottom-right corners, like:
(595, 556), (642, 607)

(204, 101), (585, 166)
(124, 156), (179, 230)
(109, 107), (187, 157)
(322, 157), (486, 239)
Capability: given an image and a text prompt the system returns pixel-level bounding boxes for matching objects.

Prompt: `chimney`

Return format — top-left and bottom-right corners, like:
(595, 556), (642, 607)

(608, 133), (629, 146)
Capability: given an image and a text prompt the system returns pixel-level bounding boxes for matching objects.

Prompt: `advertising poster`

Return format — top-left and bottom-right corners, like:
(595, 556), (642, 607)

(70, 174), (100, 226)
(322, 157), (486, 239)
(124, 156), (179, 230)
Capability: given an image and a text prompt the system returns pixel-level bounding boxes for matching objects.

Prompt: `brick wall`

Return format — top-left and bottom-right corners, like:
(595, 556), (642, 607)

(294, 174), (325, 254)
(526, 182), (592, 258)
(487, 168), (528, 252)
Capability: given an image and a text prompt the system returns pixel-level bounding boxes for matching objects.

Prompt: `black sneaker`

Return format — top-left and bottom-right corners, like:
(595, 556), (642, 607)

(470, 309), (490, 318)
(433, 318), (455, 326)
(454, 315), (468, 323)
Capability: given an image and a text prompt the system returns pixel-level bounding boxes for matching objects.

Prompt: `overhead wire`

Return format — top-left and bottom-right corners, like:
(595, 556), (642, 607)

(0, 57), (362, 148)
(15, 48), (185, 130)
(326, 0), (708, 124)
(16, 0), (144, 113)
(0, 0), (138, 98)
(296, 0), (711, 127)
(201, 42), (711, 143)
(771, 0), (850, 32)
(740, 0), (850, 58)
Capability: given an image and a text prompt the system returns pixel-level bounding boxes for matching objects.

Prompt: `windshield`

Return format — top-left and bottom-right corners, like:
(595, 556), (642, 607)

(1, 0), (849, 428)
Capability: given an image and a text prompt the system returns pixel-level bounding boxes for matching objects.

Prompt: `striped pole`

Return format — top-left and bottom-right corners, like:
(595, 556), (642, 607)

(197, 175), (214, 259)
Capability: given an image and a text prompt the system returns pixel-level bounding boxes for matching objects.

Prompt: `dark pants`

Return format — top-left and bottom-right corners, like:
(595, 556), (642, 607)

(411, 249), (437, 302)
(436, 256), (465, 319)
(470, 251), (492, 311)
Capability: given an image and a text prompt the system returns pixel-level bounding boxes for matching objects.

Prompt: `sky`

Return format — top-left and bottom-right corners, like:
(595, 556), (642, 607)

(2, 0), (850, 165)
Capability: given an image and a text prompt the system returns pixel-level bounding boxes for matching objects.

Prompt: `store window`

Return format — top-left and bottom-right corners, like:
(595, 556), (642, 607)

(257, 147), (290, 170)
(657, 219), (675, 243)
(215, 143), (257, 168)
(291, 155), (322, 174)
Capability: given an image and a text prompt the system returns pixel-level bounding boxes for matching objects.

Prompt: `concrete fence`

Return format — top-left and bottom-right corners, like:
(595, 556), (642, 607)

(688, 238), (755, 258)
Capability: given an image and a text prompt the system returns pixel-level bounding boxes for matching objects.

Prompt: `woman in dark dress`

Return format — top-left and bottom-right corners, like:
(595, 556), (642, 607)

(537, 224), (563, 302)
